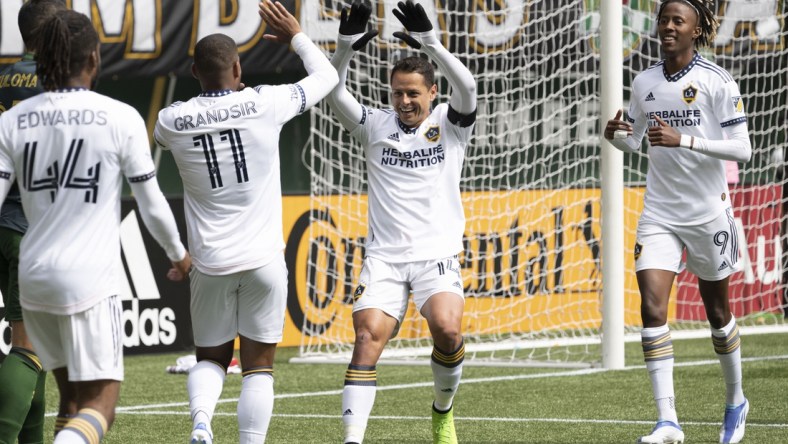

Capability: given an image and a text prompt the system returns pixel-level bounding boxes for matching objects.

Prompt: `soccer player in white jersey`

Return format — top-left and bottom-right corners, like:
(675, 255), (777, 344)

(605, 1), (751, 443)
(327, 2), (476, 443)
(154, 2), (338, 443)
(0, 10), (191, 444)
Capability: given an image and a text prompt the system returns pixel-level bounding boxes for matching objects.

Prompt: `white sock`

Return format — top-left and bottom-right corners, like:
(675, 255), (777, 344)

(641, 324), (678, 424)
(711, 316), (745, 406)
(431, 341), (465, 412)
(238, 370), (275, 444)
(188, 359), (226, 436)
(53, 429), (87, 443)
(342, 364), (377, 444)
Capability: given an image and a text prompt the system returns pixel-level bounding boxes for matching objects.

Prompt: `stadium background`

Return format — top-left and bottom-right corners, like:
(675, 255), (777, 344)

(0, 0), (785, 361)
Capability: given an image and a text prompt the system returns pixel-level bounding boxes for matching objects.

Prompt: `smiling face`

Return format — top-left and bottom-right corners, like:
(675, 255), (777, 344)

(390, 71), (437, 128)
(657, 1), (701, 58)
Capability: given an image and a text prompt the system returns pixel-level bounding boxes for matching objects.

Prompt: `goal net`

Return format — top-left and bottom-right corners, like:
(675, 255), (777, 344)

(291, 0), (787, 367)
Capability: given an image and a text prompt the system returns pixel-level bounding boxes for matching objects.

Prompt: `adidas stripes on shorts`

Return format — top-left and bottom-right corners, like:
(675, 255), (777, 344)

(634, 207), (740, 281)
(23, 295), (124, 381)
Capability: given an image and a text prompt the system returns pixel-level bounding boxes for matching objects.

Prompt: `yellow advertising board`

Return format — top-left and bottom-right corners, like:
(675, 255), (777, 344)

(278, 189), (668, 347)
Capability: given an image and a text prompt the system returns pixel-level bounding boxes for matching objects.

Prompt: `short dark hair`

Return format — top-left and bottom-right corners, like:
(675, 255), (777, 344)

(390, 56), (435, 88)
(18, 0), (67, 50)
(194, 34), (239, 80)
(657, 0), (718, 48)
(36, 10), (99, 91)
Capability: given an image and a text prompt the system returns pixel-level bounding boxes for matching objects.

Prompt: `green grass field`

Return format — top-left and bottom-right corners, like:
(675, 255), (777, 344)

(40, 332), (788, 443)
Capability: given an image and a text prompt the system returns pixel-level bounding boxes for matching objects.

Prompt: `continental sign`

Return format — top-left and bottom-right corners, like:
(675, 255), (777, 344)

(0, 0), (783, 74)
(279, 189), (649, 346)
(2, 189), (781, 355)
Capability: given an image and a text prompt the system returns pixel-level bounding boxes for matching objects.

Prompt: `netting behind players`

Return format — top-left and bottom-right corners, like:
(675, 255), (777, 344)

(292, 1), (787, 366)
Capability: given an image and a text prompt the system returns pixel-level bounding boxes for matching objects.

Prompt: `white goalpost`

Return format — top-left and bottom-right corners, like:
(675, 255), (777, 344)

(291, 0), (788, 367)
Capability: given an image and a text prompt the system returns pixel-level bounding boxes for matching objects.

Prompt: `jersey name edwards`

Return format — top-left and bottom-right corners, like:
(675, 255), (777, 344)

(647, 109), (701, 127)
(172, 100), (258, 131)
(381, 145), (445, 168)
(16, 109), (108, 129)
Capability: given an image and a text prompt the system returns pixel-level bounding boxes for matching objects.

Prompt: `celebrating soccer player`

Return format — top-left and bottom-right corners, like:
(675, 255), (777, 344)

(604, 1), (751, 443)
(153, 1), (338, 443)
(0, 1), (66, 443)
(326, 2), (477, 443)
(0, 9), (191, 444)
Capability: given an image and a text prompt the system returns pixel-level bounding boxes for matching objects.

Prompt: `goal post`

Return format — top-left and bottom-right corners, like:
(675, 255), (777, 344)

(291, 0), (788, 367)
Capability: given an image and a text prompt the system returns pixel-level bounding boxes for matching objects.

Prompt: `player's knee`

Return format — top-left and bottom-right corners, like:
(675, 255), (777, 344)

(433, 328), (462, 351)
(705, 308), (729, 329)
(640, 302), (668, 327)
(354, 327), (385, 348)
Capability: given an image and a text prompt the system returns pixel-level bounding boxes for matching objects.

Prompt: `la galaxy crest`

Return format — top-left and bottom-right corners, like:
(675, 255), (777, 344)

(424, 125), (440, 143)
(634, 241), (643, 261)
(682, 84), (698, 105)
(353, 284), (366, 302)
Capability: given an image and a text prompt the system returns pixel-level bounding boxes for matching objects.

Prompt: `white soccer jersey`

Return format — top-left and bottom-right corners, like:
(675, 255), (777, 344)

(351, 103), (474, 262)
(155, 86), (305, 275)
(628, 53), (748, 225)
(0, 89), (159, 314)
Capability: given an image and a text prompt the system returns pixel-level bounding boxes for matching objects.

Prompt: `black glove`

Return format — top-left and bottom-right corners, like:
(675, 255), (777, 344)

(392, 1), (433, 49)
(339, 2), (378, 51)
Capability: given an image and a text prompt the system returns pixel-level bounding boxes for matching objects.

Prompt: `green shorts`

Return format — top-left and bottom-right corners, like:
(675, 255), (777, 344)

(0, 226), (23, 322)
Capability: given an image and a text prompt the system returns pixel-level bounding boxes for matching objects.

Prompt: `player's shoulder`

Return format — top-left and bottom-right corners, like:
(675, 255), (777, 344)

(89, 91), (142, 115)
(633, 61), (665, 86)
(0, 58), (35, 76)
(693, 56), (735, 83)
(157, 99), (187, 119)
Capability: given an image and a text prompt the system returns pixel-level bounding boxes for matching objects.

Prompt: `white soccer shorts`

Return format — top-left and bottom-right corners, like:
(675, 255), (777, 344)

(23, 295), (124, 381)
(635, 207), (741, 281)
(189, 254), (288, 347)
(352, 255), (465, 332)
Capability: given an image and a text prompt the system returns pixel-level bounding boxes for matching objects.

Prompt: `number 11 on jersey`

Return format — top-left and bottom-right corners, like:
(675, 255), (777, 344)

(192, 128), (248, 189)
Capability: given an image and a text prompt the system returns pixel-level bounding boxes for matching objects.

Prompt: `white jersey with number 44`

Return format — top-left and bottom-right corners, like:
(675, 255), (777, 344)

(0, 89), (159, 315)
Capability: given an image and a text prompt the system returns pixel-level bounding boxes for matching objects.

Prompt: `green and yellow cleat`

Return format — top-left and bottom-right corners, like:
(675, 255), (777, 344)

(432, 404), (458, 444)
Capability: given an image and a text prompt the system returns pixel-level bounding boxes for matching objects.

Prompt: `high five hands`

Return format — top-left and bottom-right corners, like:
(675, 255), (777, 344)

(392, 0), (433, 49)
(340, 2), (378, 50)
(339, 1), (435, 51)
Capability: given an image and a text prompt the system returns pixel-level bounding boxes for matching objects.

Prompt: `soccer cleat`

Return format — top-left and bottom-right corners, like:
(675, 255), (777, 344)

(190, 422), (213, 444)
(637, 420), (685, 444)
(720, 398), (749, 444)
(432, 405), (458, 444)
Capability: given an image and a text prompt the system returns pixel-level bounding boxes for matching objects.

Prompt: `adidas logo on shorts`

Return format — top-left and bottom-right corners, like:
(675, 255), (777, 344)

(718, 261), (729, 271)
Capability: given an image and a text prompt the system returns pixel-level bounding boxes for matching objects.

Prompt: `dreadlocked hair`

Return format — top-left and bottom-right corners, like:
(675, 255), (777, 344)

(658, 0), (719, 48)
(36, 10), (99, 91)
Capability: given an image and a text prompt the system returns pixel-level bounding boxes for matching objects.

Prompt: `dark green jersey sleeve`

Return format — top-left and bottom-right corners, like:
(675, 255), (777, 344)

(0, 54), (40, 234)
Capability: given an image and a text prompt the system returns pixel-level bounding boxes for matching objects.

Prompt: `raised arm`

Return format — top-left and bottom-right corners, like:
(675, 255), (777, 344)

(326, 2), (379, 131)
(258, 1), (339, 111)
(393, 1), (476, 117)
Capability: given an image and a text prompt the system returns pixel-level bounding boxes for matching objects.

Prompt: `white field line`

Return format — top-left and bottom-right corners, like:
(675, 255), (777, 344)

(107, 411), (788, 428)
(99, 354), (788, 418)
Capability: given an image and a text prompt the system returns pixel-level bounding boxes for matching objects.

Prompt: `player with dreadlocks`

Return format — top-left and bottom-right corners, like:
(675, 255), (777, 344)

(0, 9), (191, 444)
(604, 1), (751, 443)
(0, 2), (67, 443)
